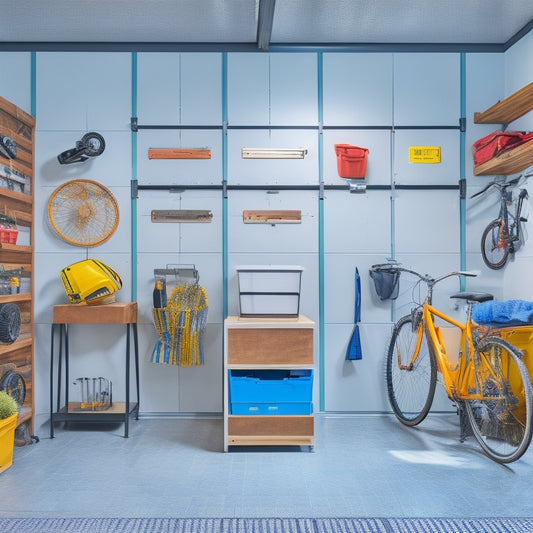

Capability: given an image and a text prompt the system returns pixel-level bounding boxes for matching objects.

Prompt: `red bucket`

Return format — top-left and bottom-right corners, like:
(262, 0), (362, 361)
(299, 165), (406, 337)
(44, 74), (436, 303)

(334, 144), (369, 178)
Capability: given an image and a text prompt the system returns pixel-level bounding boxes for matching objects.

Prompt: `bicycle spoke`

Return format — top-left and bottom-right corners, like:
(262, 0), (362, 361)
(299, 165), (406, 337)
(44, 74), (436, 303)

(465, 337), (533, 463)
(386, 315), (436, 426)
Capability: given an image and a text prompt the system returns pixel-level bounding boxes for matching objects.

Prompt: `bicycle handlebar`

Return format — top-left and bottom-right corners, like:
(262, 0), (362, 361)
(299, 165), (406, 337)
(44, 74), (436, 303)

(373, 264), (478, 286)
(470, 170), (533, 199)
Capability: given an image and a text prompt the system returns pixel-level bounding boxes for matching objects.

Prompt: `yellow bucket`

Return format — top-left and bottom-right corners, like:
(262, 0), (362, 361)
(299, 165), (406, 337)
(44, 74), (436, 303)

(0, 413), (17, 474)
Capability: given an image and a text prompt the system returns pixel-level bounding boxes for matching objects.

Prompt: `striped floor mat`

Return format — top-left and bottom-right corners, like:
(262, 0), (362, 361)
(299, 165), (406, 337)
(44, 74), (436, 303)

(0, 517), (531, 533)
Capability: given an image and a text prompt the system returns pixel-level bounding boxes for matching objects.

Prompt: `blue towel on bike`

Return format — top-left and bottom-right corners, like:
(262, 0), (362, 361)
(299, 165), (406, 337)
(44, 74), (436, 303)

(472, 299), (533, 325)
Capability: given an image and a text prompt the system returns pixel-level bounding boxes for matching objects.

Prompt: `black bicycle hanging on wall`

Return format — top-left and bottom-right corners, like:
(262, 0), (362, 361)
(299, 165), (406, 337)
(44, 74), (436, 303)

(471, 171), (533, 270)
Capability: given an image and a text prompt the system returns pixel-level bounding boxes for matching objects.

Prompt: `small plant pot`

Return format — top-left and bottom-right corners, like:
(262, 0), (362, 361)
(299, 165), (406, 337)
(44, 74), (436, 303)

(0, 413), (17, 473)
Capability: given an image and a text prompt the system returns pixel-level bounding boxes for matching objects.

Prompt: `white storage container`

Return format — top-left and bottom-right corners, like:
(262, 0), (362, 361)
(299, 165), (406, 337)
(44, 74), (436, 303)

(236, 265), (303, 317)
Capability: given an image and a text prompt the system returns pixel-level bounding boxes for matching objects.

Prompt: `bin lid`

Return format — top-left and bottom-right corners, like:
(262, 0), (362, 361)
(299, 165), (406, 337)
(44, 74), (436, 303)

(236, 265), (303, 272)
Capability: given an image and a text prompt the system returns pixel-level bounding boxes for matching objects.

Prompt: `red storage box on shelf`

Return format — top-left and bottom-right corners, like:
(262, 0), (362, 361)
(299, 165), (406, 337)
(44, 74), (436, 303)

(334, 144), (369, 178)
(0, 229), (17, 244)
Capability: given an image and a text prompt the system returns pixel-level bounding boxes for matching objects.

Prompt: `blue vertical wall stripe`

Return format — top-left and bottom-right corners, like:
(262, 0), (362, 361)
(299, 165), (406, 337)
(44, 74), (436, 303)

(317, 52), (325, 412)
(30, 52), (36, 117)
(131, 52), (138, 301)
(459, 52), (466, 291)
(222, 53), (229, 318)
(459, 53), (467, 291)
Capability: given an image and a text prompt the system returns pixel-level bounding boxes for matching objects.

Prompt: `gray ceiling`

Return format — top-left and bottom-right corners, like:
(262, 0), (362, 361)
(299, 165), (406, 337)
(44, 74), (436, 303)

(1, 0), (533, 52)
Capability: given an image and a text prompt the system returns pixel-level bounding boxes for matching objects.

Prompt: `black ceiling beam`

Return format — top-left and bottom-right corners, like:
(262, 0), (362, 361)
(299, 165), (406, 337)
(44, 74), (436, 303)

(257, 0), (276, 51)
(0, 41), (506, 53)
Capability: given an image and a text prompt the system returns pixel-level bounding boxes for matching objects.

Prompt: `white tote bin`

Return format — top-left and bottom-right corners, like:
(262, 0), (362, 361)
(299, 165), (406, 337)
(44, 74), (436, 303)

(236, 265), (303, 317)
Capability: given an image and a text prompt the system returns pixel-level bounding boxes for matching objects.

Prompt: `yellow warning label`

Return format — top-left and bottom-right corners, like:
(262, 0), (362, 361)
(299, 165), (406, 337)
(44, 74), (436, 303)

(409, 146), (441, 163)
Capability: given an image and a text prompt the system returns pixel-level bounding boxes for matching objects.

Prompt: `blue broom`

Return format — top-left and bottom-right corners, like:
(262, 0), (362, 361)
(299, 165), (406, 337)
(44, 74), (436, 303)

(346, 267), (362, 360)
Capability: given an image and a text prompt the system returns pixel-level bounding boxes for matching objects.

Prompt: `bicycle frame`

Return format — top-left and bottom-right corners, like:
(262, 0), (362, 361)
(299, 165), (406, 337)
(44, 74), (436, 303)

(406, 299), (507, 404)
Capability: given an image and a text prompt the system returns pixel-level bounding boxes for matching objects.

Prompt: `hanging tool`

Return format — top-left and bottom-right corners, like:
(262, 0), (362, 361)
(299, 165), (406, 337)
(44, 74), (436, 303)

(346, 267), (362, 361)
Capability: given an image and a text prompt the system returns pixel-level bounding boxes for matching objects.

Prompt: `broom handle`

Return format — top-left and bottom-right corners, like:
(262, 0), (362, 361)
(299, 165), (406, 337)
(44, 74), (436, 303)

(354, 268), (361, 324)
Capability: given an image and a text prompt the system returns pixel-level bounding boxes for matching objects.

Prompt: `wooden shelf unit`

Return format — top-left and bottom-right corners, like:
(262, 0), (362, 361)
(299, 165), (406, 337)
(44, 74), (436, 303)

(50, 302), (140, 438)
(473, 82), (533, 175)
(223, 315), (314, 452)
(0, 95), (35, 439)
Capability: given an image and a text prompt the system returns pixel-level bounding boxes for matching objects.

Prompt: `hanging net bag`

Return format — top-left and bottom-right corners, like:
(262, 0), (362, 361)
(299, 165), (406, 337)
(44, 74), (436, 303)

(152, 283), (208, 366)
(369, 263), (401, 301)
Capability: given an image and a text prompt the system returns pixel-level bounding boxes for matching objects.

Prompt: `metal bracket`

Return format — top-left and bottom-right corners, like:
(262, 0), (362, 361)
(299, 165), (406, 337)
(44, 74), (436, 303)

(459, 178), (467, 199)
(349, 181), (367, 194)
(131, 179), (138, 199)
(130, 117), (138, 132)
(459, 117), (466, 132)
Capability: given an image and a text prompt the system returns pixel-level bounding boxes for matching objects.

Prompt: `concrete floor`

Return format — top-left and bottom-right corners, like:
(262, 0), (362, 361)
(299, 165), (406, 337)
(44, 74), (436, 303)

(1, 413), (532, 518)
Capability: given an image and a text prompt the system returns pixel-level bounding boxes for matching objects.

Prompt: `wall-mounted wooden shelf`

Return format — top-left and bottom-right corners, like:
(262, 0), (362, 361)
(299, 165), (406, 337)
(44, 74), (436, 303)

(473, 138), (533, 175)
(474, 82), (533, 125)
(473, 82), (533, 175)
(0, 94), (35, 444)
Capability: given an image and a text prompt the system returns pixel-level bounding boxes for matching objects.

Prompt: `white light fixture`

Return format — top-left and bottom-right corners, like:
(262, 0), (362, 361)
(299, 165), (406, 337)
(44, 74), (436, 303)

(241, 148), (308, 159)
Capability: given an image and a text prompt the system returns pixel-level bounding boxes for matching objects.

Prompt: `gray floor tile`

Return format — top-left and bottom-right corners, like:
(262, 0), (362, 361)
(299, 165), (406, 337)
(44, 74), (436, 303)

(1, 413), (532, 518)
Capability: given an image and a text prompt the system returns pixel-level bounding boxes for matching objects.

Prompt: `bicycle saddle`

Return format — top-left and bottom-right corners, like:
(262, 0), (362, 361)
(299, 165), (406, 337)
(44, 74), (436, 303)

(450, 292), (494, 303)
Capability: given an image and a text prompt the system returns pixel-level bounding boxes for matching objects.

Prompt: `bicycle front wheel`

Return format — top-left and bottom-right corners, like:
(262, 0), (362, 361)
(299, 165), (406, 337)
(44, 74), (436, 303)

(481, 219), (509, 270)
(386, 314), (437, 426)
(465, 336), (533, 463)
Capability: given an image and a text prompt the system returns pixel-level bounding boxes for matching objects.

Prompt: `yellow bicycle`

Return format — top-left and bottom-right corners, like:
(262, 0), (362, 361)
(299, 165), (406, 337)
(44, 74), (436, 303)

(382, 266), (533, 463)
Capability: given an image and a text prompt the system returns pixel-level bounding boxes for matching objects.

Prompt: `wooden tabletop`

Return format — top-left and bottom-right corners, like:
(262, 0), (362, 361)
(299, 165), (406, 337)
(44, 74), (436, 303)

(53, 302), (138, 324)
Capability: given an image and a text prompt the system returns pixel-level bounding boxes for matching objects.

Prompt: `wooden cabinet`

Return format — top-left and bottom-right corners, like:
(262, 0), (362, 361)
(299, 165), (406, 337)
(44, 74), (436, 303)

(223, 315), (314, 451)
(474, 82), (533, 175)
(0, 95), (35, 437)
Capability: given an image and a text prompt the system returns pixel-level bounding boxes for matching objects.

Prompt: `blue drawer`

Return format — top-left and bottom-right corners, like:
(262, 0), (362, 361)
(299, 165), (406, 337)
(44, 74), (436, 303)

(231, 402), (313, 415)
(229, 369), (313, 415)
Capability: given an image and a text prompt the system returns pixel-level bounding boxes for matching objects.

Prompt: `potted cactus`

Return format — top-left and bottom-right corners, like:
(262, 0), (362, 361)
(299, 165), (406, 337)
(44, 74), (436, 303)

(0, 390), (18, 473)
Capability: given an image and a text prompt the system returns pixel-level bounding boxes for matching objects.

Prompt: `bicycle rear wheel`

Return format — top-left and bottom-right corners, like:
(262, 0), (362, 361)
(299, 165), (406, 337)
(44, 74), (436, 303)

(465, 336), (533, 463)
(386, 314), (437, 426)
(481, 219), (509, 270)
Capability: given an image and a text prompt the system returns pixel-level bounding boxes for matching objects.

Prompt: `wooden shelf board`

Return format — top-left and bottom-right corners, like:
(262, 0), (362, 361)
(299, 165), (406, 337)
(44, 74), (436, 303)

(0, 293), (32, 304)
(227, 364), (315, 370)
(17, 406), (32, 425)
(474, 82), (533, 124)
(60, 402), (137, 415)
(473, 138), (533, 175)
(227, 435), (314, 446)
(0, 336), (32, 356)
(0, 243), (32, 253)
(0, 187), (32, 206)
(53, 302), (138, 325)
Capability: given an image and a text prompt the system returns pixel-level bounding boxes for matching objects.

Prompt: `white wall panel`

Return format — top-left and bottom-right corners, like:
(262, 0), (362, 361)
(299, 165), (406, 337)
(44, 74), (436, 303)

(227, 53), (270, 125)
(137, 129), (222, 186)
(36, 53), (88, 130)
(137, 53), (180, 124)
(324, 254), (393, 325)
(465, 53), (504, 182)
(393, 53), (460, 126)
(323, 130), (391, 185)
(36, 130), (131, 187)
(136, 190), (222, 255)
(269, 53), (318, 125)
(395, 189), (460, 254)
(36, 52), (130, 131)
(323, 53), (393, 126)
(393, 130), (460, 185)
(324, 190), (390, 254)
(180, 53), (222, 125)
(227, 190), (318, 253)
(324, 323), (391, 412)
(227, 129), (318, 185)
(0, 52), (32, 114)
